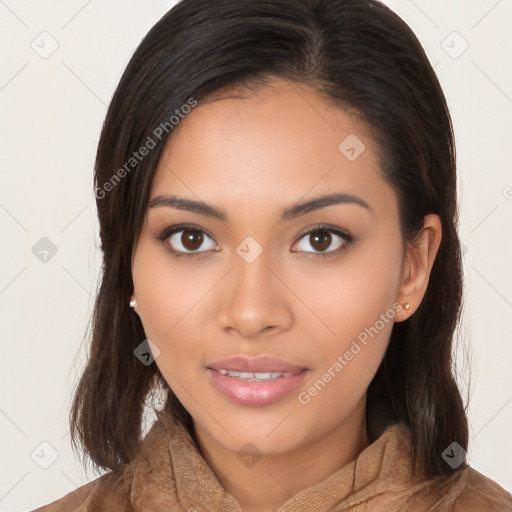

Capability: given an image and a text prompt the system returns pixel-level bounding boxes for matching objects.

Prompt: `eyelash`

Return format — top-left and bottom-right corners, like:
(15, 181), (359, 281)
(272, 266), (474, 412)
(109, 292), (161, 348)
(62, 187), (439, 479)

(156, 223), (355, 259)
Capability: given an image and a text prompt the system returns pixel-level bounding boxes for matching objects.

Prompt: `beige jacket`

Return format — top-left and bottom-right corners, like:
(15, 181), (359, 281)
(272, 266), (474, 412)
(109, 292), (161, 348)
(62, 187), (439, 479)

(34, 410), (512, 511)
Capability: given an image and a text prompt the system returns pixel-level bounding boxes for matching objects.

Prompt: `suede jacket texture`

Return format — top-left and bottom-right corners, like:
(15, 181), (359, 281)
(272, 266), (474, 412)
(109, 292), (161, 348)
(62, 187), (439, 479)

(34, 410), (512, 511)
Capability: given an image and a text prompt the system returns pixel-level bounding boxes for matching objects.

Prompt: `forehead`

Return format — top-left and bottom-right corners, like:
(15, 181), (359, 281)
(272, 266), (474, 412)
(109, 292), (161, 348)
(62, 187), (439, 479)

(149, 80), (393, 218)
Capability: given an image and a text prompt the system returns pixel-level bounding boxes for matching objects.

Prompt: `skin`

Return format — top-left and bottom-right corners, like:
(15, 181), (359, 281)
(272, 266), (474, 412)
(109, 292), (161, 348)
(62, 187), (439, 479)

(131, 78), (441, 512)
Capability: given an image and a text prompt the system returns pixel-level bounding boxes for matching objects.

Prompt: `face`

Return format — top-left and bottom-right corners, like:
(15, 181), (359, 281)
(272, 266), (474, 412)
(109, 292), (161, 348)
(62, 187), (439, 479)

(131, 79), (408, 457)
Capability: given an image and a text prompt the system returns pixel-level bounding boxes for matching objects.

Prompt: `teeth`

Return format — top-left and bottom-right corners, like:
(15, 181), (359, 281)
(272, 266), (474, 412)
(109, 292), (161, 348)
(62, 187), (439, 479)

(217, 369), (298, 380)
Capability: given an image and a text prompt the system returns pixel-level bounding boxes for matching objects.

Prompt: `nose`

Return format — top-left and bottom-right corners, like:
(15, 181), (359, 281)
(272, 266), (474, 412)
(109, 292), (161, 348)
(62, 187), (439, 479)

(216, 251), (294, 340)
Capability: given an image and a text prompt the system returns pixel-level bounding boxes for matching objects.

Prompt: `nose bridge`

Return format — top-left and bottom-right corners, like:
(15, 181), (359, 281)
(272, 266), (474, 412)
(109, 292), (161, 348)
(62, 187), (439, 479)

(234, 245), (272, 294)
(230, 244), (278, 310)
(216, 242), (293, 337)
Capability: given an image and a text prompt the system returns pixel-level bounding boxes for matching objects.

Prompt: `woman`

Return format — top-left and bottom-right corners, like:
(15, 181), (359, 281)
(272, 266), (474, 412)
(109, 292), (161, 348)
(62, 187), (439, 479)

(35, 0), (512, 510)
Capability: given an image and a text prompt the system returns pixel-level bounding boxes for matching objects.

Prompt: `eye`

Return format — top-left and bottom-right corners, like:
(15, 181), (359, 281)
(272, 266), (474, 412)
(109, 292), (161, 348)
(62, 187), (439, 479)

(291, 225), (353, 257)
(157, 224), (218, 258)
(157, 223), (353, 259)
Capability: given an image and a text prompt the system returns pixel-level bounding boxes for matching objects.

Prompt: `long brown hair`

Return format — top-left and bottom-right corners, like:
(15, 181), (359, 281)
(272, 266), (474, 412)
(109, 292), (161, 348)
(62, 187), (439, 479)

(71, 0), (468, 480)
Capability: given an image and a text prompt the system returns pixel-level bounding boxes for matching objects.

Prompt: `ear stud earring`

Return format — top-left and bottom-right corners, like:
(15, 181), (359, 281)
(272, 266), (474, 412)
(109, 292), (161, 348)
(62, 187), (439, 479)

(403, 303), (410, 312)
(130, 299), (137, 308)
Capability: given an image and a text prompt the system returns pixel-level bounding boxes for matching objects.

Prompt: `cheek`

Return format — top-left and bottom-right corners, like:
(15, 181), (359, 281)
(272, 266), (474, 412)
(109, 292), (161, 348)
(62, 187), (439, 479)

(131, 237), (216, 371)
(133, 236), (194, 332)
(297, 259), (400, 415)
(294, 232), (403, 348)
(290, 230), (403, 412)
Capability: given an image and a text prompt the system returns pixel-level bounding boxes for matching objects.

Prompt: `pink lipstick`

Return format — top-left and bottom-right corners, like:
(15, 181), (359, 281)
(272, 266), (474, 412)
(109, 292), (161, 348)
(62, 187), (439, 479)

(206, 356), (309, 407)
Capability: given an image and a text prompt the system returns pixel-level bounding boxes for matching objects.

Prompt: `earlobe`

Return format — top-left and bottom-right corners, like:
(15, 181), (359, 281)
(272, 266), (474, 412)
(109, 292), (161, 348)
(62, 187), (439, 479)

(395, 214), (442, 322)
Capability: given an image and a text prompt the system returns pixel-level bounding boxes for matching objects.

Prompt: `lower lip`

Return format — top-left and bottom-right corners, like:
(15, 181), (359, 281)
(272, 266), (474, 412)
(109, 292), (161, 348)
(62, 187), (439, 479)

(207, 368), (308, 407)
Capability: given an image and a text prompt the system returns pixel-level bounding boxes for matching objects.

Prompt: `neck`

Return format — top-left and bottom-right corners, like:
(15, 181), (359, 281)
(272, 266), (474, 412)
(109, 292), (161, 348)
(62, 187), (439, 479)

(193, 400), (369, 512)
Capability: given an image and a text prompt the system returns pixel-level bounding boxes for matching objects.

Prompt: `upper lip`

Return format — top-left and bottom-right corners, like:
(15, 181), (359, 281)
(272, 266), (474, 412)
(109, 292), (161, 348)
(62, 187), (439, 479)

(207, 355), (308, 373)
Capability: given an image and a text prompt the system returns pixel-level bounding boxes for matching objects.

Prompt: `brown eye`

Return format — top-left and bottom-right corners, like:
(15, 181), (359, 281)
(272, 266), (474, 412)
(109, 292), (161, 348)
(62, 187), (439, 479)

(292, 226), (351, 256)
(309, 230), (332, 252)
(165, 227), (218, 255)
(181, 230), (204, 251)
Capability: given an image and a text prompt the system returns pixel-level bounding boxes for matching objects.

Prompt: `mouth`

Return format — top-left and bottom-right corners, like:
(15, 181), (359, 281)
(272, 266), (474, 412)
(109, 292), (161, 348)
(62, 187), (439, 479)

(206, 368), (309, 407)
(213, 369), (304, 381)
(206, 354), (308, 373)
(206, 355), (309, 406)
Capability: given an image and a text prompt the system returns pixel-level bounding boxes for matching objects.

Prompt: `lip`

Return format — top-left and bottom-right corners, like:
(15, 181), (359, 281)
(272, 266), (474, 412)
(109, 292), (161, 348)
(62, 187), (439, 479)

(206, 355), (308, 373)
(207, 367), (309, 406)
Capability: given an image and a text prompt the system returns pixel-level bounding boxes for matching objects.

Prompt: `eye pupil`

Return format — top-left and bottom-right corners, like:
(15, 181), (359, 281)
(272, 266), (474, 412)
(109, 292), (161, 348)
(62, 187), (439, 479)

(311, 230), (331, 251)
(182, 230), (203, 250)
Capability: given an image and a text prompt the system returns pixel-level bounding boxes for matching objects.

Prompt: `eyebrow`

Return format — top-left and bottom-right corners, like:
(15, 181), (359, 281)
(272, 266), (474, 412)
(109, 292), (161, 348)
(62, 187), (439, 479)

(148, 192), (371, 221)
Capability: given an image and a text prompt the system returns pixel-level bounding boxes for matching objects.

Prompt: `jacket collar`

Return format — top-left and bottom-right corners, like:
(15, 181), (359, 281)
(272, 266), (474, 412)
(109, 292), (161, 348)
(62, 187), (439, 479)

(129, 409), (418, 511)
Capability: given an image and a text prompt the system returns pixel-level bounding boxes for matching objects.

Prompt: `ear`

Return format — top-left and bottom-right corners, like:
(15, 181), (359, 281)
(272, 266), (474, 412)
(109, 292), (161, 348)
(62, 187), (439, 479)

(395, 214), (442, 322)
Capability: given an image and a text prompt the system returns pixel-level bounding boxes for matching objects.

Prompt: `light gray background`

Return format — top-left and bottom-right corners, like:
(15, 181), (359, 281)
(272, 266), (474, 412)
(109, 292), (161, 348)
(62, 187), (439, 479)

(0, 1), (511, 510)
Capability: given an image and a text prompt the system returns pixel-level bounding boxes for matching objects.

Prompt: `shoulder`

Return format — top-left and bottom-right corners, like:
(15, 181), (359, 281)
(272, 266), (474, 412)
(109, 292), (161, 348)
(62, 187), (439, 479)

(32, 466), (133, 512)
(452, 466), (512, 512)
